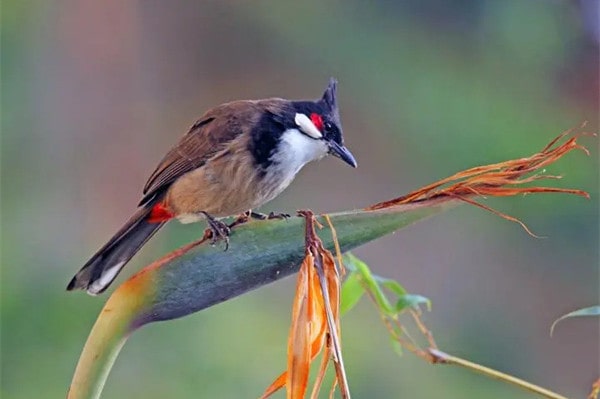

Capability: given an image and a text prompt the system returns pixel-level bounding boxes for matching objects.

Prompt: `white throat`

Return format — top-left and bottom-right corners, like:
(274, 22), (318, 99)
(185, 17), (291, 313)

(260, 128), (328, 201)
(272, 128), (328, 175)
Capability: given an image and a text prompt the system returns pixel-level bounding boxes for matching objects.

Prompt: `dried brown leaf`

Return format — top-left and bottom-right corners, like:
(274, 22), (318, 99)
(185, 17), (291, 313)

(368, 127), (593, 219)
(262, 211), (348, 399)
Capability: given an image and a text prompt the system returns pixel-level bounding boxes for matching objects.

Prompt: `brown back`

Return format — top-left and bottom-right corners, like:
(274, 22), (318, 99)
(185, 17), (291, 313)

(139, 99), (287, 205)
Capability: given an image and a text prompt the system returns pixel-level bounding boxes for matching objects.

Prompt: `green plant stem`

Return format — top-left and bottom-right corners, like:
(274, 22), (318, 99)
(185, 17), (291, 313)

(428, 349), (568, 399)
(68, 288), (146, 399)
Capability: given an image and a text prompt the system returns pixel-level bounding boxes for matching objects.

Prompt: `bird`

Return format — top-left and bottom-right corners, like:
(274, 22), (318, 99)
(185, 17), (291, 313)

(67, 78), (357, 295)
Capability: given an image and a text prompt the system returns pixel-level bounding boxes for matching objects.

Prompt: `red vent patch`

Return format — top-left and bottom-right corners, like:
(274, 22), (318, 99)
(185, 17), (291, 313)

(148, 203), (174, 223)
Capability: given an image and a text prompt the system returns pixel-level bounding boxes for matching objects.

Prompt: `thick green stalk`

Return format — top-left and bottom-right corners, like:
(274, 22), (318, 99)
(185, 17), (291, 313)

(68, 286), (150, 399)
(68, 199), (457, 399)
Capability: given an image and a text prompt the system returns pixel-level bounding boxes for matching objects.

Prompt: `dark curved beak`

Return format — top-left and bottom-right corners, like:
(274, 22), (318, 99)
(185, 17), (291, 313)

(328, 141), (357, 168)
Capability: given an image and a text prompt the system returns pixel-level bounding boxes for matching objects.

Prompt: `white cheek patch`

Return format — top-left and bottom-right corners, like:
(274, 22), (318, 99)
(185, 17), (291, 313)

(294, 113), (322, 139)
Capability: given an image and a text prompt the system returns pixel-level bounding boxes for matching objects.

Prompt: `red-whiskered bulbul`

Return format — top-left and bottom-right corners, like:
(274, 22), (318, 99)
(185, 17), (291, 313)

(67, 78), (357, 295)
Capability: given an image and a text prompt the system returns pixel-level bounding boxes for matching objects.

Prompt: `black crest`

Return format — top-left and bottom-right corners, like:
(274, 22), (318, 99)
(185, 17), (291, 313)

(319, 78), (341, 127)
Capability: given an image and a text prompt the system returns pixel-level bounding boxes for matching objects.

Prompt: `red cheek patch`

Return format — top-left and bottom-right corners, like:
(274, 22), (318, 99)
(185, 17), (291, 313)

(310, 113), (324, 132)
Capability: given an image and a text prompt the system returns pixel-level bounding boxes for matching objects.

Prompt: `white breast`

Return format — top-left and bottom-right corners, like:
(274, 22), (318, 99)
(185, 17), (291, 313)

(261, 128), (328, 201)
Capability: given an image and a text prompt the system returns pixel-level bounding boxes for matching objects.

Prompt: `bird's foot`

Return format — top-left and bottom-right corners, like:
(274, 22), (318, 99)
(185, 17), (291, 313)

(201, 212), (230, 250)
(226, 210), (291, 231)
(250, 211), (291, 220)
(228, 211), (251, 229)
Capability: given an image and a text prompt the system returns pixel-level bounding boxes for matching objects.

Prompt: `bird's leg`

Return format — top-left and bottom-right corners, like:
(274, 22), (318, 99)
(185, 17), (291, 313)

(250, 211), (291, 220)
(200, 211), (230, 250)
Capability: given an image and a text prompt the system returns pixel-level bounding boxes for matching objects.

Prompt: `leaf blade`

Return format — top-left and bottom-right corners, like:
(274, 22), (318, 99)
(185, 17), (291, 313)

(550, 306), (600, 336)
(340, 272), (365, 315)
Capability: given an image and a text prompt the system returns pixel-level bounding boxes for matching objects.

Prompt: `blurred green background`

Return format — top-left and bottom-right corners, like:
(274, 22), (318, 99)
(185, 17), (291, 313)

(2, 1), (598, 398)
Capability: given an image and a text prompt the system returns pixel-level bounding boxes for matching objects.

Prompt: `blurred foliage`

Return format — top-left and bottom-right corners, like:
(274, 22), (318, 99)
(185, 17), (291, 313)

(342, 253), (431, 317)
(1, 1), (598, 398)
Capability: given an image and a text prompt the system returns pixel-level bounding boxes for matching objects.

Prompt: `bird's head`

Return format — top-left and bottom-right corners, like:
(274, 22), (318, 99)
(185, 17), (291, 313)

(291, 78), (357, 168)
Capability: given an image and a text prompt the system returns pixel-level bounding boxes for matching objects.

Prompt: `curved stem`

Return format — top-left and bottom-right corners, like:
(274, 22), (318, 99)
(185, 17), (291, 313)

(428, 349), (568, 399)
(67, 283), (150, 399)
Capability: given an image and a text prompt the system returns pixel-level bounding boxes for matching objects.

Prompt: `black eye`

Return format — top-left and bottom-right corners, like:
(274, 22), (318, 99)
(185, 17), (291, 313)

(324, 122), (333, 131)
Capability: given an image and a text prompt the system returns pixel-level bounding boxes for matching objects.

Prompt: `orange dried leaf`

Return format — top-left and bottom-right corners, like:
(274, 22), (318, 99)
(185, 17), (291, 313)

(287, 255), (312, 399)
(324, 214), (345, 277)
(262, 253), (331, 399)
(311, 247), (348, 397)
(263, 211), (349, 399)
(367, 127), (593, 236)
(309, 345), (331, 399)
(369, 127), (592, 210)
(260, 372), (287, 399)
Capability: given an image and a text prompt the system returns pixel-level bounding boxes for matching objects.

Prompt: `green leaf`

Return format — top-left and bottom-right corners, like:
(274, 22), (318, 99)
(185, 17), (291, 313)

(396, 294), (432, 313)
(344, 253), (412, 298)
(550, 305), (600, 336)
(344, 253), (426, 315)
(345, 253), (395, 316)
(68, 200), (459, 399)
(340, 272), (365, 314)
(381, 279), (408, 298)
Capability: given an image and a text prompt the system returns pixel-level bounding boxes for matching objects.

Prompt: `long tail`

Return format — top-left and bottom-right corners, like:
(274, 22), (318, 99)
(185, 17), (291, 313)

(67, 204), (167, 295)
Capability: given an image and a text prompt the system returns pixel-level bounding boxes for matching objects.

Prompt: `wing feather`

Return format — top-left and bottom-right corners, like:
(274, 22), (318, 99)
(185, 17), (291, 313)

(139, 100), (286, 206)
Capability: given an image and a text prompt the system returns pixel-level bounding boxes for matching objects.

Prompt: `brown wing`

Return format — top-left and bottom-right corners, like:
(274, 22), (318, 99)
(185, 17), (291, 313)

(139, 99), (286, 205)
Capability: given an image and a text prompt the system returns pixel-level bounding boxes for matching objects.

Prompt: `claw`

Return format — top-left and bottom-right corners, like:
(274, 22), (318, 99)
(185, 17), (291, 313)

(201, 212), (231, 251)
